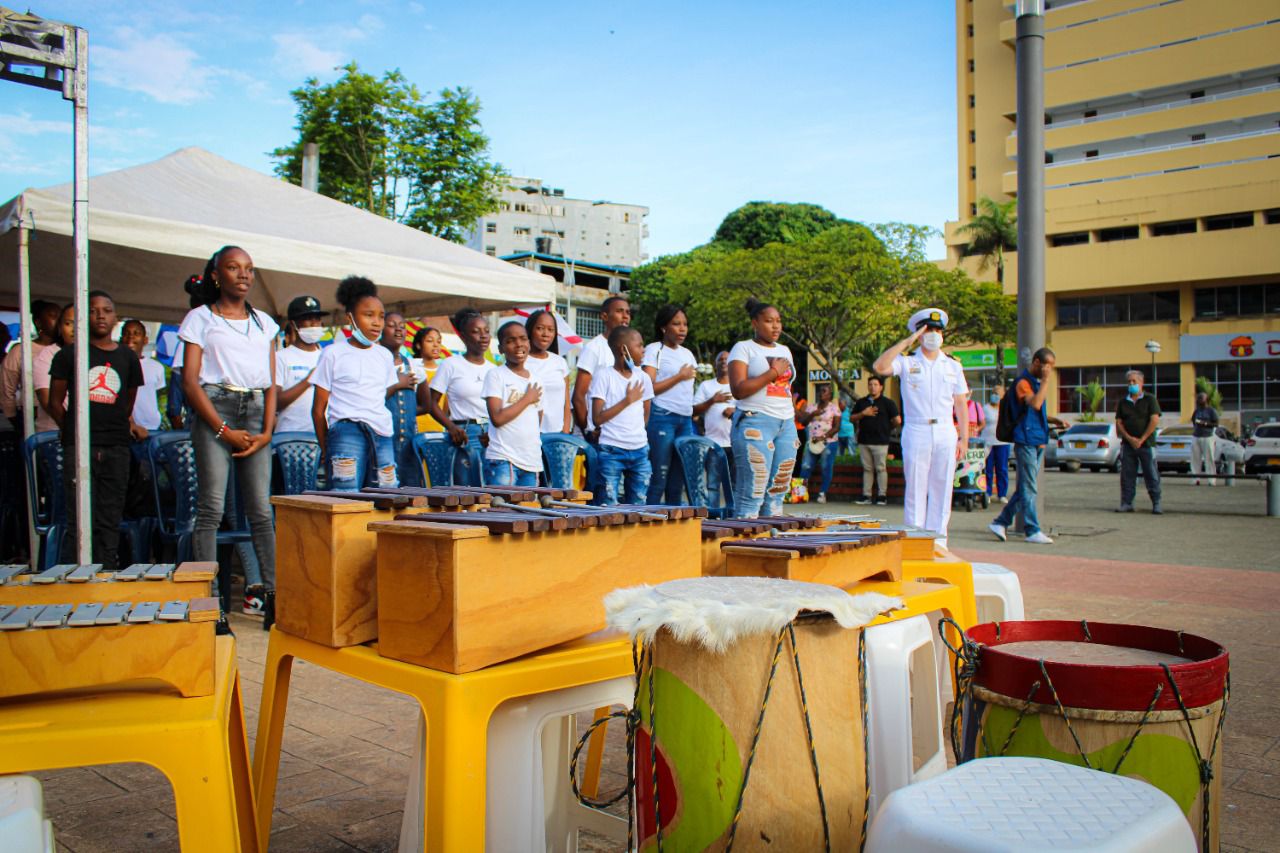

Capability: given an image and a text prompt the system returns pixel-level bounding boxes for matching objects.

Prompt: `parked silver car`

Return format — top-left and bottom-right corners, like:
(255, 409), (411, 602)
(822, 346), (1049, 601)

(1243, 422), (1280, 473)
(1056, 422), (1121, 472)
(1153, 424), (1244, 474)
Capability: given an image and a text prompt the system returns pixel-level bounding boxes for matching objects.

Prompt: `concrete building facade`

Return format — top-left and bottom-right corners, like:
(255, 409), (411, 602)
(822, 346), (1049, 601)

(945, 0), (1280, 431)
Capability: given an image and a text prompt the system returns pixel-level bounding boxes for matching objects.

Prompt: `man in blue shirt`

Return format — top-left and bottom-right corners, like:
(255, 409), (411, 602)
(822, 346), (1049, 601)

(988, 348), (1068, 544)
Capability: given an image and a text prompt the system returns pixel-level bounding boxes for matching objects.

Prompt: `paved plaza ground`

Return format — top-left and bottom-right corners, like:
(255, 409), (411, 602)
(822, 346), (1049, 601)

(32, 471), (1280, 851)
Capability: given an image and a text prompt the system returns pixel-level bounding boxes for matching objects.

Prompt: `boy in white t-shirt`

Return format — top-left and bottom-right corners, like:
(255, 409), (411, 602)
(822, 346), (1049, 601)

(589, 326), (654, 505)
(274, 295), (327, 434)
(483, 322), (544, 486)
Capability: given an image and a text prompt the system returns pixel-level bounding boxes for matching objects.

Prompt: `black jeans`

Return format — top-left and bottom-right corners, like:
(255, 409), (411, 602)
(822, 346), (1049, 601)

(1120, 443), (1161, 507)
(62, 443), (131, 571)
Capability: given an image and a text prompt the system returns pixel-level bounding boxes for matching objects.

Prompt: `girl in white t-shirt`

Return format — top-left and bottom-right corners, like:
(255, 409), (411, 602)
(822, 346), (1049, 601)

(483, 322), (544, 486)
(178, 245), (279, 627)
(274, 295), (326, 435)
(310, 277), (401, 491)
(524, 309), (571, 434)
(589, 326), (654, 505)
(427, 307), (493, 486)
(727, 298), (797, 518)
(642, 305), (698, 504)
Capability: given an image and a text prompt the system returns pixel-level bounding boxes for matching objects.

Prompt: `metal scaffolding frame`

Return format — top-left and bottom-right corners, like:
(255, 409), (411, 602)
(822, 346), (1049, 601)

(1, 7), (91, 564)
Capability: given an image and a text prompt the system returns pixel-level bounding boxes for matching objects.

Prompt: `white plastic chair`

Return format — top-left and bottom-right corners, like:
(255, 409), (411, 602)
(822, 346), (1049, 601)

(867, 757), (1195, 852)
(931, 561), (1025, 705)
(865, 615), (947, 820)
(0, 776), (53, 853)
(398, 676), (633, 852)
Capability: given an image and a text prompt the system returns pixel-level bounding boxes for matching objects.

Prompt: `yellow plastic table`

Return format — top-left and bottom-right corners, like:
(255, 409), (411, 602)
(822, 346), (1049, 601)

(902, 555), (978, 629)
(0, 636), (256, 852)
(252, 627), (633, 852)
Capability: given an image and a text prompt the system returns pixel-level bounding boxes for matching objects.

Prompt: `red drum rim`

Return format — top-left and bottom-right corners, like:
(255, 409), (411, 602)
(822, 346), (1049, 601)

(967, 620), (1228, 712)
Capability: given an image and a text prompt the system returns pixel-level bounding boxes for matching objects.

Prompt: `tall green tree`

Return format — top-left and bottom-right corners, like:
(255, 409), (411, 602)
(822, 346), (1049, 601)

(272, 63), (506, 242)
(713, 201), (848, 249)
(957, 196), (1017, 284)
(924, 271), (1018, 386)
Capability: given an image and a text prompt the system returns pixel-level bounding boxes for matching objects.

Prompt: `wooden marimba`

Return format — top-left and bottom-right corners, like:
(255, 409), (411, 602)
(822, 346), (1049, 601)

(716, 530), (905, 586)
(370, 504), (704, 673)
(0, 562), (219, 699)
(698, 517), (827, 576)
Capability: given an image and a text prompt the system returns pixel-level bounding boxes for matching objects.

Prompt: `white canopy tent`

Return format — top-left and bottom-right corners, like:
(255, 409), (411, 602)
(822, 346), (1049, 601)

(0, 146), (555, 321)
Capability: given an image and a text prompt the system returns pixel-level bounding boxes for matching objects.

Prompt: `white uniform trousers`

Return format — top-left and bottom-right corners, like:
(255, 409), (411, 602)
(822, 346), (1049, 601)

(901, 422), (957, 547)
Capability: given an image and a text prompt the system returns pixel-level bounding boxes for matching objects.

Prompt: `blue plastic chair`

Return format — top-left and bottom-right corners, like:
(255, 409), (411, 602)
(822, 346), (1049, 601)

(0, 431), (25, 560)
(23, 431), (64, 568)
(674, 435), (733, 519)
(540, 433), (594, 491)
(412, 433), (484, 488)
(147, 431), (198, 560)
(271, 432), (322, 496)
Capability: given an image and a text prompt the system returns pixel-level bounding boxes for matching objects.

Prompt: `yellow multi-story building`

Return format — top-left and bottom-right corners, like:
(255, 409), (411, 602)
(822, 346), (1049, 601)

(944, 0), (1280, 432)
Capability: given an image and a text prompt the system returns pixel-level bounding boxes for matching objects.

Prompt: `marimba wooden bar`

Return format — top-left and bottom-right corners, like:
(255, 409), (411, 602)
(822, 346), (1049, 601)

(0, 562), (215, 606)
(717, 530), (905, 586)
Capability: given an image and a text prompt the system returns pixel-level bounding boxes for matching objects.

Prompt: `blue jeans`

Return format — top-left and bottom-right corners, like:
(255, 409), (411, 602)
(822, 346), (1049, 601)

(799, 443), (836, 496)
(730, 411), (799, 518)
(1120, 443), (1161, 507)
(985, 443), (1010, 498)
(453, 422), (485, 486)
(994, 444), (1043, 536)
(484, 458), (539, 487)
(327, 419), (398, 491)
(596, 444), (651, 505)
(646, 405), (694, 504)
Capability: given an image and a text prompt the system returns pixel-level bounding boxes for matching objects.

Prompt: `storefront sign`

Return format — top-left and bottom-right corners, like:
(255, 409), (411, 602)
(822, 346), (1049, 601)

(953, 348), (1017, 369)
(1180, 331), (1280, 362)
(807, 367), (860, 382)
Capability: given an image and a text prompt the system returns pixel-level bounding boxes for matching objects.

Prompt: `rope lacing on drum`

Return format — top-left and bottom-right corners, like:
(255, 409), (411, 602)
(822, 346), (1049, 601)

(1160, 661), (1230, 853)
(1080, 619), (1093, 642)
(857, 629), (871, 851)
(984, 679), (1042, 759)
(938, 615), (982, 761)
(1035, 659), (1094, 769)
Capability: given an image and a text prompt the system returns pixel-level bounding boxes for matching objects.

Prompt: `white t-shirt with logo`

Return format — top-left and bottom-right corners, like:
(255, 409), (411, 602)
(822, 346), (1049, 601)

(275, 345), (323, 433)
(727, 339), (795, 421)
(643, 342), (697, 416)
(428, 356), (493, 422)
(695, 379), (734, 448)
(526, 352), (569, 433)
(177, 305), (279, 389)
(310, 338), (397, 436)
(131, 356), (167, 430)
(589, 367), (654, 450)
(482, 365), (544, 472)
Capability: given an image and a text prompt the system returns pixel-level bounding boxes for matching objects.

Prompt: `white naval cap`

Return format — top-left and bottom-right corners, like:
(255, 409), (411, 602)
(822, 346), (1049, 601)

(908, 307), (949, 333)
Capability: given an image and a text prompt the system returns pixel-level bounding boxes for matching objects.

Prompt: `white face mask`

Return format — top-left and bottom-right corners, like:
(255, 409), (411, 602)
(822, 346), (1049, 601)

(921, 331), (943, 351)
(296, 326), (325, 345)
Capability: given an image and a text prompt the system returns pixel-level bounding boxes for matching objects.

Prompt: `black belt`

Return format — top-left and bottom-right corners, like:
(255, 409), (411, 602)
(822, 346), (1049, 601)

(452, 419), (489, 426)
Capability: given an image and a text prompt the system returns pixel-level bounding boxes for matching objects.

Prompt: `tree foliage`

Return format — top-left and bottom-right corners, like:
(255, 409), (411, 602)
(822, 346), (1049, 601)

(957, 196), (1017, 283)
(713, 201), (848, 249)
(271, 63), (507, 242)
(1075, 379), (1106, 422)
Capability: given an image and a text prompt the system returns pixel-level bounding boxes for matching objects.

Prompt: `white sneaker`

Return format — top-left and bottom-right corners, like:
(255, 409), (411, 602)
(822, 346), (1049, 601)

(1025, 531), (1054, 544)
(988, 522), (1007, 542)
(816, 493), (827, 504)
(999, 496), (1009, 504)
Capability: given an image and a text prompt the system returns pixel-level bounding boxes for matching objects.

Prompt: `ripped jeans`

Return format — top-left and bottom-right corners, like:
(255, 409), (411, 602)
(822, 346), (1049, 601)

(730, 410), (799, 518)
(326, 419), (398, 491)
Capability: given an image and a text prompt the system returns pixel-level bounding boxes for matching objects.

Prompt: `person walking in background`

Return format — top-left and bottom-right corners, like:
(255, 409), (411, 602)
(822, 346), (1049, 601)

(873, 308), (969, 548)
(47, 291), (142, 571)
(483, 322), (544, 486)
(962, 392), (985, 438)
(797, 382), (840, 503)
(427, 307), (494, 486)
(693, 350), (735, 486)
(643, 305), (698, 504)
(851, 375), (899, 506)
(524, 309), (571, 434)
(837, 394), (856, 457)
(988, 348), (1067, 545)
(1190, 391), (1219, 486)
(412, 326), (445, 433)
(274, 295), (326, 435)
(1115, 369), (1163, 513)
(728, 299), (797, 518)
(590, 326), (654, 505)
(982, 384), (1010, 503)
(380, 310), (422, 485)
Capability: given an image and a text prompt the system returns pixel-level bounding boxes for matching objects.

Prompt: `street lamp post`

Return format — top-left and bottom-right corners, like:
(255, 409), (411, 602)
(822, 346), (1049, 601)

(1145, 339), (1161, 375)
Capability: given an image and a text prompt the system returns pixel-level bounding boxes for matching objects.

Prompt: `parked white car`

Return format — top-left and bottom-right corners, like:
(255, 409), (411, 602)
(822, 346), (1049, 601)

(1153, 424), (1245, 474)
(1243, 422), (1280, 473)
(1056, 422), (1120, 472)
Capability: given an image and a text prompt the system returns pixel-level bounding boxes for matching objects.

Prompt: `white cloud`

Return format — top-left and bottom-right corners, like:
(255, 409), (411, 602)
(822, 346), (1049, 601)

(272, 33), (346, 77)
(94, 27), (216, 105)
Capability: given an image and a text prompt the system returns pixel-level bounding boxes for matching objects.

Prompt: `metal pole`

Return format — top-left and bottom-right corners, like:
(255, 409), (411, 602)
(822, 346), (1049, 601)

(301, 142), (319, 192)
(1014, 0), (1045, 533)
(15, 200), (40, 566)
(71, 26), (90, 564)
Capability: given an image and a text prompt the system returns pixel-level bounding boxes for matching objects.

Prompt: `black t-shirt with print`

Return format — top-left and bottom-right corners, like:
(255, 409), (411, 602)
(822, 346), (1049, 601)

(49, 343), (143, 446)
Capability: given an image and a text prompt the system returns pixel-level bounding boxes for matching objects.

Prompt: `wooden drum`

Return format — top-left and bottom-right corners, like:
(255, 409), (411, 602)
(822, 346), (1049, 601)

(959, 620), (1229, 852)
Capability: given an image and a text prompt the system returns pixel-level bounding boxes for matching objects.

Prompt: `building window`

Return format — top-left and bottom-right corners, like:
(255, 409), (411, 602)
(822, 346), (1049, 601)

(1050, 232), (1089, 247)
(484, 246), (496, 257)
(1150, 220), (1196, 237)
(1265, 209), (1280, 224)
(1204, 212), (1254, 231)
(969, 130), (976, 143)
(1083, 110), (1097, 120)
(1056, 291), (1179, 327)
(1195, 361), (1280, 413)
(484, 222), (497, 233)
(623, 212), (631, 223)
(968, 59), (974, 72)
(1194, 283), (1280, 319)
(513, 202), (531, 213)
(548, 205), (566, 216)
(575, 307), (604, 339)
(513, 226), (531, 236)
(968, 95), (975, 108)
(970, 203), (977, 216)
(1097, 226), (1139, 242)
(1190, 133), (1206, 143)
(1190, 90), (1205, 100)
(1085, 149), (1099, 158)
(541, 229), (565, 238)
(969, 166), (976, 179)
(967, 24), (974, 36)
(1045, 152), (1055, 164)
(1058, 364), (1180, 414)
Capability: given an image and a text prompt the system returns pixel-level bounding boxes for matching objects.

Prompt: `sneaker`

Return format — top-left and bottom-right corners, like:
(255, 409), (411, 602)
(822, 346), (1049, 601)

(998, 496), (1009, 504)
(816, 493), (827, 504)
(874, 497), (888, 506)
(242, 586), (266, 617)
(1115, 504), (1135, 513)
(1152, 504), (1163, 515)
(988, 522), (1007, 542)
(1025, 531), (1054, 544)
(855, 498), (872, 505)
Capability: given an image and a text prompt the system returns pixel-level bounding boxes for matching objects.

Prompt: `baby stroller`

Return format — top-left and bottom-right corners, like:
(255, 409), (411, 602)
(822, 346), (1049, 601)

(953, 439), (989, 511)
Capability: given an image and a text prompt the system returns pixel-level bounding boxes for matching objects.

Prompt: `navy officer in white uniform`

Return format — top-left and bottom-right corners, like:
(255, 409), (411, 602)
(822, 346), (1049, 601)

(872, 308), (970, 549)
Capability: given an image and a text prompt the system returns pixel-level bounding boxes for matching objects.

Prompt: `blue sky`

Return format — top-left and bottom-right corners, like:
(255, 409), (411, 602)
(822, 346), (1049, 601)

(1, 0), (958, 260)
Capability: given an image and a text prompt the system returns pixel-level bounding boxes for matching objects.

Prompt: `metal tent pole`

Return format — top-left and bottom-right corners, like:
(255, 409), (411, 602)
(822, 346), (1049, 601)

(15, 200), (39, 565)
(70, 25), (90, 564)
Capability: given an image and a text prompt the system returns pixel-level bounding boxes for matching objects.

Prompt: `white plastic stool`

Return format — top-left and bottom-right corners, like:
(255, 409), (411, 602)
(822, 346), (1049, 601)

(0, 776), (54, 853)
(398, 676), (633, 852)
(867, 757), (1195, 853)
(931, 562), (1024, 705)
(865, 615), (947, 819)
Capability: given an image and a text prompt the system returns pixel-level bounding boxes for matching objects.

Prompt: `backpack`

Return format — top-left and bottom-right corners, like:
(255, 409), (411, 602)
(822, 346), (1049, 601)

(995, 384), (1019, 443)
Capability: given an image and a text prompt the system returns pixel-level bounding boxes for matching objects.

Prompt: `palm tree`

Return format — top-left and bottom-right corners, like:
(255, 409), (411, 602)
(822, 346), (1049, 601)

(1074, 379), (1106, 422)
(958, 196), (1018, 385)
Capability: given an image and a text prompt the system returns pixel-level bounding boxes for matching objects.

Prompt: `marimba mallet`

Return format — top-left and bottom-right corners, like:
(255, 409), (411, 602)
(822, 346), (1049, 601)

(537, 495), (668, 520)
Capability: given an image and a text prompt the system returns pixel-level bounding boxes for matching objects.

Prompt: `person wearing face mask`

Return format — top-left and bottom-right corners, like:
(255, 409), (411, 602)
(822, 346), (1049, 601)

(981, 384), (1010, 503)
(873, 308), (970, 549)
(274, 295), (327, 434)
(1115, 369), (1163, 514)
